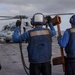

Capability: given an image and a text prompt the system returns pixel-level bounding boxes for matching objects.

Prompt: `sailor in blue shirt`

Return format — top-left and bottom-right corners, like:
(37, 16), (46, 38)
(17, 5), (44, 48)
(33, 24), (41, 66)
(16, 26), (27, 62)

(58, 15), (75, 75)
(13, 13), (56, 75)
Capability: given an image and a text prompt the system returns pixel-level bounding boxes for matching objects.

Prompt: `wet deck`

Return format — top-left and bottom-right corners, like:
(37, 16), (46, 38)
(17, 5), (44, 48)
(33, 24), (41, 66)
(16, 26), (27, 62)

(0, 37), (64, 75)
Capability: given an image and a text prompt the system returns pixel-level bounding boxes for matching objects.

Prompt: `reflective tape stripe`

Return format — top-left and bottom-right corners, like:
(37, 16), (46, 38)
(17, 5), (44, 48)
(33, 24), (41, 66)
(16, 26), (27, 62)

(70, 29), (75, 32)
(30, 30), (50, 36)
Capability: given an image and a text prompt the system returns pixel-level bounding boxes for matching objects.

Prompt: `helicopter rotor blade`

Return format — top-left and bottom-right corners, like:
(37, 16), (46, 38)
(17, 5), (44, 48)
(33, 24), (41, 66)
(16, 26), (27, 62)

(0, 16), (14, 18)
(0, 15), (28, 20)
(50, 13), (75, 16)
(0, 18), (14, 20)
(0, 15), (28, 19)
(13, 15), (28, 19)
(0, 13), (74, 20)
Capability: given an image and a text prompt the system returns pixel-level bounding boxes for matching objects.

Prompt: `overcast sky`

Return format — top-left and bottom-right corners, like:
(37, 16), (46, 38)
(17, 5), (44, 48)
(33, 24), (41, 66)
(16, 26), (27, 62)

(0, 0), (75, 30)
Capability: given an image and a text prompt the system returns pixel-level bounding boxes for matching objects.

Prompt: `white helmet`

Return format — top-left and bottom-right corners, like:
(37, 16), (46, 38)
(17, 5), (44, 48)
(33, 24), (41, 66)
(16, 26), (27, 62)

(31, 13), (44, 25)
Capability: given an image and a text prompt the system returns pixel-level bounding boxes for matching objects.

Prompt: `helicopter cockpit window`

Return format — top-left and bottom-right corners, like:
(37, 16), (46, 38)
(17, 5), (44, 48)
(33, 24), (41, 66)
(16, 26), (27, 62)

(1, 25), (8, 31)
(7, 27), (10, 30)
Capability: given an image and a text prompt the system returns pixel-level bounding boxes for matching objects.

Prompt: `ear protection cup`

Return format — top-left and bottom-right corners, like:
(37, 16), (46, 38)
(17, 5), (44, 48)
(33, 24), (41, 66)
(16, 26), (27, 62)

(31, 13), (45, 25)
(30, 18), (34, 26)
(70, 15), (75, 25)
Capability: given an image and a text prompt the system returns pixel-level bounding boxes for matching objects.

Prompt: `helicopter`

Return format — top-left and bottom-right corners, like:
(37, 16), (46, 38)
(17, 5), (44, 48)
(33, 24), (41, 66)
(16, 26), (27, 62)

(0, 20), (33, 42)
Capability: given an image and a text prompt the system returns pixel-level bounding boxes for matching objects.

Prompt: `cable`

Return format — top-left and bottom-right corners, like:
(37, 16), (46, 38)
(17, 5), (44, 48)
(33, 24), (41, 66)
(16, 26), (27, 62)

(19, 19), (30, 75)
(19, 43), (29, 75)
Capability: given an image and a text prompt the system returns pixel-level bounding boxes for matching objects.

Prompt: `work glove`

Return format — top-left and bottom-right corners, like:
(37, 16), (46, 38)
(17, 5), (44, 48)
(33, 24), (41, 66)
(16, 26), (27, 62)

(45, 15), (52, 24)
(16, 20), (21, 27)
(57, 35), (62, 39)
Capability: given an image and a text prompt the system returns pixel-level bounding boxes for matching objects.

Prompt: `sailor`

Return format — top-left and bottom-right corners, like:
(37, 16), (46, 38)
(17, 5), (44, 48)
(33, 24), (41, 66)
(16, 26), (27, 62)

(12, 13), (56, 75)
(58, 15), (75, 75)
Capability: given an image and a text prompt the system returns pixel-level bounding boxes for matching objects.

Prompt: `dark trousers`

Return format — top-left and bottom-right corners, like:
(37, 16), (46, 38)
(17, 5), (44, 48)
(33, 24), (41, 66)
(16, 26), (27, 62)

(0, 63), (2, 70)
(65, 58), (75, 75)
(29, 62), (51, 75)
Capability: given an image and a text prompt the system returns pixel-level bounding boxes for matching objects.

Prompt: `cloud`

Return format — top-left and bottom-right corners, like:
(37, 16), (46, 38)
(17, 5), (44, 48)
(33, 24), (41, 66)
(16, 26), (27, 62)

(0, 0), (75, 15)
(0, 0), (75, 30)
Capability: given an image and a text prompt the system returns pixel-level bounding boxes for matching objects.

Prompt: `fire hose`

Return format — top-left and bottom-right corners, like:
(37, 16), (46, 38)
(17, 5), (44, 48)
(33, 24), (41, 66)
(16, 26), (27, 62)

(18, 18), (30, 75)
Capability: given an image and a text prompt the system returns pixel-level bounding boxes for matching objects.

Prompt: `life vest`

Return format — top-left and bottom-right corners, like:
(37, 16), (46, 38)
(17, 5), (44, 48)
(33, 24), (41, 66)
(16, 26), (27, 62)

(27, 28), (52, 63)
(65, 28), (75, 58)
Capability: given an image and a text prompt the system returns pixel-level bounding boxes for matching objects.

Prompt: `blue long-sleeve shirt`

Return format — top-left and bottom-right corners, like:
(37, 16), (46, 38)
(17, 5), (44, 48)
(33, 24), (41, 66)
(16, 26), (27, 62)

(12, 23), (56, 43)
(13, 23), (56, 63)
(58, 25), (75, 48)
(58, 29), (70, 48)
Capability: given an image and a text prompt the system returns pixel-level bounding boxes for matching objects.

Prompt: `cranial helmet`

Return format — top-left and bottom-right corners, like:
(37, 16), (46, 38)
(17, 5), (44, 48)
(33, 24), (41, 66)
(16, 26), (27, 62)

(70, 15), (75, 25)
(31, 13), (44, 25)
